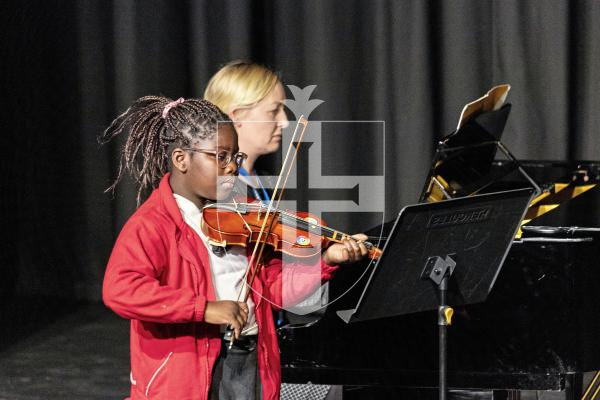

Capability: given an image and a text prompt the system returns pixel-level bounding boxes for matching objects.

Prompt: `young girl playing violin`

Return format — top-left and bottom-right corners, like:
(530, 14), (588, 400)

(100, 96), (368, 400)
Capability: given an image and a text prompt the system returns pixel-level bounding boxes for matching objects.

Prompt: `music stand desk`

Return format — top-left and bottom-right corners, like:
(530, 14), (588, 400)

(338, 188), (534, 399)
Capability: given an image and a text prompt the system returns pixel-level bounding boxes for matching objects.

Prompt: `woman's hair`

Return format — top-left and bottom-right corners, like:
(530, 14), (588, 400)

(99, 96), (230, 204)
(204, 60), (281, 115)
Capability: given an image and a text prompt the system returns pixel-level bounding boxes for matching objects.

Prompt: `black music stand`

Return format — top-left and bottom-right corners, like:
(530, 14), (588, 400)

(337, 188), (534, 400)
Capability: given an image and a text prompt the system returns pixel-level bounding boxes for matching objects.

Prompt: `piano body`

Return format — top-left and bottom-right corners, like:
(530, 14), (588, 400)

(278, 105), (600, 399)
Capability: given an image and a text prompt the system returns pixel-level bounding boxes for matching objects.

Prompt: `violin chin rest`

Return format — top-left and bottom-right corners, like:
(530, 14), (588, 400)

(208, 239), (227, 247)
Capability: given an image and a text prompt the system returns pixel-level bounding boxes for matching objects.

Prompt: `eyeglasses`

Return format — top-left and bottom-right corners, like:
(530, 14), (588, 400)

(183, 148), (248, 169)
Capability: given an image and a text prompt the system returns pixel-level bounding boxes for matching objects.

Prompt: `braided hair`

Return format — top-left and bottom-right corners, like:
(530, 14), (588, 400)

(99, 96), (231, 205)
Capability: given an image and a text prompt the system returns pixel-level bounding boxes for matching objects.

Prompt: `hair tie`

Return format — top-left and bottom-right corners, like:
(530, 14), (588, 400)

(162, 97), (185, 119)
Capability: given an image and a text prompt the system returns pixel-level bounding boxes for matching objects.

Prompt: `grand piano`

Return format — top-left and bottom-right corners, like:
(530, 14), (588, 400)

(278, 102), (600, 399)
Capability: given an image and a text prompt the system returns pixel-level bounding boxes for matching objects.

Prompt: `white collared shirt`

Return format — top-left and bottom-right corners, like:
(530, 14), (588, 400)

(174, 194), (258, 335)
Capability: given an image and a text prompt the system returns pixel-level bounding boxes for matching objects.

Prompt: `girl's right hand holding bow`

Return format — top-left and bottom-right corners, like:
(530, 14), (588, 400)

(204, 300), (249, 339)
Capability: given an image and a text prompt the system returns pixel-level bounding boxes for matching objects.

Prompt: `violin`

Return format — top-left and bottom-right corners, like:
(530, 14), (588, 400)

(200, 200), (383, 261)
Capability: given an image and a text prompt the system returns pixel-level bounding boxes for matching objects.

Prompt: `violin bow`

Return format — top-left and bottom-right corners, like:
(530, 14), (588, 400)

(244, 116), (309, 288)
(226, 116), (308, 346)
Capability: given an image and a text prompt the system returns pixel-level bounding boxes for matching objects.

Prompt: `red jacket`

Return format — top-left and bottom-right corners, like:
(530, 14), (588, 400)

(103, 174), (337, 400)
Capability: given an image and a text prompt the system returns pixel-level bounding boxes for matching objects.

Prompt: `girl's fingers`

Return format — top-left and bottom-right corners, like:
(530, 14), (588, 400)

(358, 241), (369, 257)
(346, 237), (361, 261)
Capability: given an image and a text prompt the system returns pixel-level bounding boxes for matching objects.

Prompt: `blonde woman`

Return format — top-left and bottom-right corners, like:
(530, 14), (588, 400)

(204, 60), (288, 202)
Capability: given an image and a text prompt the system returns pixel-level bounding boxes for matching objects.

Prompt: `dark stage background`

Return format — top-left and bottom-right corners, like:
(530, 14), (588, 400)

(1, 0), (599, 351)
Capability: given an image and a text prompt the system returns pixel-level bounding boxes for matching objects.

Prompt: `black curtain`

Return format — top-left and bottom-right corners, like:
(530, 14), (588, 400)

(2, 0), (599, 311)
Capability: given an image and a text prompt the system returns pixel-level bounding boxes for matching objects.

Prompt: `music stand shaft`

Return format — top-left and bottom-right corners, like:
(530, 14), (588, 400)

(439, 275), (448, 400)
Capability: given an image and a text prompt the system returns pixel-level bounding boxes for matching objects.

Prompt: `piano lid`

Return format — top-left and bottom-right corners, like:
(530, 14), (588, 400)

(419, 102), (528, 203)
(419, 86), (597, 231)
